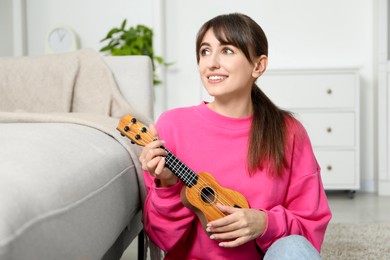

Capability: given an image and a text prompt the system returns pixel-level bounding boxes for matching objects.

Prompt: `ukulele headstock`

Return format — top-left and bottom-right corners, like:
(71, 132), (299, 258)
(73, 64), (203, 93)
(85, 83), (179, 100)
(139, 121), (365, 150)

(117, 114), (154, 146)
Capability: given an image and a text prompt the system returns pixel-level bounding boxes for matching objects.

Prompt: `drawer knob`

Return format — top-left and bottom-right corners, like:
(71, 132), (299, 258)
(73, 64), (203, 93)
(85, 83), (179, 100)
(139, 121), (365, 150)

(327, 88), (333, 95)
(327, 165), (333, 171)
(326, 127), (332, 133)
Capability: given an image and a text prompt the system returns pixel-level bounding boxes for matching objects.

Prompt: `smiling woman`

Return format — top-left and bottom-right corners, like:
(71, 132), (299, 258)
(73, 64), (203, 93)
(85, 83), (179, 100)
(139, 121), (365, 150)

(138, 13), (331, 260)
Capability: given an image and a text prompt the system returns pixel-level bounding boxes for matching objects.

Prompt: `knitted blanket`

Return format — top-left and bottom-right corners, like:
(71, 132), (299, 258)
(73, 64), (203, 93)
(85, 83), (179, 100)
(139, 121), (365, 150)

(0, 48), (150, 211)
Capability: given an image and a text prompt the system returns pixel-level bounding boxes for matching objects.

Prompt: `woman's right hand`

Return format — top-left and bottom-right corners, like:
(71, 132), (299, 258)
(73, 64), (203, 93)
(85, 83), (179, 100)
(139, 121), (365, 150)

(139, 124), (178, 187)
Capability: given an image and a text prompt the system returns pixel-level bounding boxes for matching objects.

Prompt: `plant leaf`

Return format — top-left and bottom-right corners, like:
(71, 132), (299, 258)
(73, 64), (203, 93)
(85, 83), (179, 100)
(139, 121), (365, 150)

(100, 28), (121, 42)
(99, 45), (111, 52)
(121, 19), (127, 30)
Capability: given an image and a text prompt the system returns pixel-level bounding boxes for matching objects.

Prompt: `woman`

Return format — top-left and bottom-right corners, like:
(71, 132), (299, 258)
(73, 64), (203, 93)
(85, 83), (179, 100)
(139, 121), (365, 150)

(140, 13), (331, 259)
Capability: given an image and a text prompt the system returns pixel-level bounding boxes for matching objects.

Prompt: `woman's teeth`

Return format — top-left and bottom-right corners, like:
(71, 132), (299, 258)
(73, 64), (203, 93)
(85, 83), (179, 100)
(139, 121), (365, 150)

(209, 75), (225, 81)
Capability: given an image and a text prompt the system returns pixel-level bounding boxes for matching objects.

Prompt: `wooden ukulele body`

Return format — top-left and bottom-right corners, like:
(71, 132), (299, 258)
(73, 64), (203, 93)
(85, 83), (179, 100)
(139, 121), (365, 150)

(180, 171), (249, 233)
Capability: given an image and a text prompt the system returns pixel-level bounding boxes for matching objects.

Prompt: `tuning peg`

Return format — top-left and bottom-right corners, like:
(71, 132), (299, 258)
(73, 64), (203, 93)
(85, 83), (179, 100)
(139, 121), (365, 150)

(124, 126), (130, 132)
(120, 133), (125, 137)
(131, 118), (137, 123)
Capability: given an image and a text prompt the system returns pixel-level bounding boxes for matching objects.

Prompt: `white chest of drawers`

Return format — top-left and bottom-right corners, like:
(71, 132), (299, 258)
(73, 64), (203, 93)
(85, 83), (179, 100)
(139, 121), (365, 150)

(260, 69), (360, 191)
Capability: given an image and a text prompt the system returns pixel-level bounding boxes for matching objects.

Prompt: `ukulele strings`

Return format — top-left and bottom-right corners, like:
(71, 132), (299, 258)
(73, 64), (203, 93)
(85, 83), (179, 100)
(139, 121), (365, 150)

(164, 150), (232, 213)
(127, 121), (233, 213)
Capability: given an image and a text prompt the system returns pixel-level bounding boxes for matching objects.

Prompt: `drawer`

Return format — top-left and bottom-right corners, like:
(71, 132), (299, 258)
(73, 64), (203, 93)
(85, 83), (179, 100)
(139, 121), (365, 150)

(296, 112), (355, 147)
(260, 72), (356, 109)
(315, 150), (357, 188)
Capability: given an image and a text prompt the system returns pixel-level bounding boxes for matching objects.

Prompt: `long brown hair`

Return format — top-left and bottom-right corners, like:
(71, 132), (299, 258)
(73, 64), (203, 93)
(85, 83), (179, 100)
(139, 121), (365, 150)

(196, 13), (291, 177)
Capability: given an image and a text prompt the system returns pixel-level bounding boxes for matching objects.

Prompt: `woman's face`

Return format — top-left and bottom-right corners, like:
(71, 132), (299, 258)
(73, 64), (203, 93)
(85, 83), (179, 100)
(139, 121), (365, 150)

(198, 29), (258, 101)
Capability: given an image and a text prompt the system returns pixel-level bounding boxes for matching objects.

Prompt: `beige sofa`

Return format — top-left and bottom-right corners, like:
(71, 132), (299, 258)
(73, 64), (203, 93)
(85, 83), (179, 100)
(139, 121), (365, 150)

(0, 50), (153, 260)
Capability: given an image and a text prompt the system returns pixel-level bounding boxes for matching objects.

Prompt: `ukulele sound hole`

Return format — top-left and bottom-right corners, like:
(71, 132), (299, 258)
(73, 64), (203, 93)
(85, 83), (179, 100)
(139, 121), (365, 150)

(200, 187), (216, 204)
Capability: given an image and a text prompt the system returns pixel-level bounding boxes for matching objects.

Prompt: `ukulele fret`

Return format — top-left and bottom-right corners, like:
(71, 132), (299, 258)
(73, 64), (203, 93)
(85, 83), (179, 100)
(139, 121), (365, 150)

(164, 148), (198, 187)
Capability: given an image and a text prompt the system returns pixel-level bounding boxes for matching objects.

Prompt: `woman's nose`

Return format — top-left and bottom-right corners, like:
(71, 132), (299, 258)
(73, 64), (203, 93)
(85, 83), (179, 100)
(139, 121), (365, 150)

(208, 53), (220, 69)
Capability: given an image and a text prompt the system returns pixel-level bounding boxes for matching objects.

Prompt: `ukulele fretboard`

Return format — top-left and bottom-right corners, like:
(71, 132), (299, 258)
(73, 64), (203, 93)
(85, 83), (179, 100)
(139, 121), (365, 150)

(163, 147), (198, 187)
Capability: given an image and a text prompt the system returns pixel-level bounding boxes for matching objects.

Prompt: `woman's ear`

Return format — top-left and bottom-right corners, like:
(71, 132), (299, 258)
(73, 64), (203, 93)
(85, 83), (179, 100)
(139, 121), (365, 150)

(252, 55), (268, 78)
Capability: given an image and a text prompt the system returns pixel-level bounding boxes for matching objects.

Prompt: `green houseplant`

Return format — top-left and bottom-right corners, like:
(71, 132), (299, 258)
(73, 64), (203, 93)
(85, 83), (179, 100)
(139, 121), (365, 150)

(100, 19), (169, 85)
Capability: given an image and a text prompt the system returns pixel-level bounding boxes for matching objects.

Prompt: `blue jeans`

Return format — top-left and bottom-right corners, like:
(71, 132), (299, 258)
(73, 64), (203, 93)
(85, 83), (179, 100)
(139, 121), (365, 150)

(264, 235), (321, 260)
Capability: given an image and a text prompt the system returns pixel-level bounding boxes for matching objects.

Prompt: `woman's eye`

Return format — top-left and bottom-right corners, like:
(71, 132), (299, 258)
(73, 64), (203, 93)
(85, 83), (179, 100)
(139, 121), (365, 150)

(200, 49), (210, 56)
(223, 48), (234, 55)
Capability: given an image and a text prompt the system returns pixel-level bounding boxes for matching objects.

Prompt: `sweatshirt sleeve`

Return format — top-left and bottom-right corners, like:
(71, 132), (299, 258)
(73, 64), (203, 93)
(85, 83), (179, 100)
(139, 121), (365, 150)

(256, 120), (332, 253)
(142, 112), (196, 251)
(143, 171), (196, 251)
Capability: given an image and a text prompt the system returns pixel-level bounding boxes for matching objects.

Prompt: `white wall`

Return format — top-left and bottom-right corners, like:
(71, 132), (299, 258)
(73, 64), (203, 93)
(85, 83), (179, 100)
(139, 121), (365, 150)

(377, 0), (390, 195)
(0, 0), (379, 193)
(0, 0), (14, 56)
(24, 0), (154, 56)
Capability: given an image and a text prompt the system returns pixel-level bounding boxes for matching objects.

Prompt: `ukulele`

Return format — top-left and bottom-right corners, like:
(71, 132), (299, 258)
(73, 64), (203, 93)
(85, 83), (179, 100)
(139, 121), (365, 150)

(117, 114), (249, 234)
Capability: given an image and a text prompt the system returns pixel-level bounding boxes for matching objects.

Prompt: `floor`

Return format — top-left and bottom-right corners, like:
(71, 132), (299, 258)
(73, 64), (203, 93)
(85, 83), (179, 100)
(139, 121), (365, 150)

(120, 191), (390, 259)
(325, 191), (390, 224)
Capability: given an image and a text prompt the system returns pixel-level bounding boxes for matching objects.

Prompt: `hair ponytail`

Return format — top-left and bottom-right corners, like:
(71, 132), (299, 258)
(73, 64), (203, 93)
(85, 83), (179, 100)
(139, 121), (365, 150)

(249, 85), (290, 176)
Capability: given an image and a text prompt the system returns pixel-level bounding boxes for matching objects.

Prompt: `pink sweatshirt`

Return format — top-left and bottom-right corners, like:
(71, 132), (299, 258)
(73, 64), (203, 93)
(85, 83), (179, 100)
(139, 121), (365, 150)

(143, 102), (332, 259)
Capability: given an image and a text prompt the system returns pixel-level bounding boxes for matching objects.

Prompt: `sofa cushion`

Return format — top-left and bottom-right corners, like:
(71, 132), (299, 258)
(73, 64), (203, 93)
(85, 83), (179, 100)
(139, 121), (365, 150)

(0, 123), (141, 259)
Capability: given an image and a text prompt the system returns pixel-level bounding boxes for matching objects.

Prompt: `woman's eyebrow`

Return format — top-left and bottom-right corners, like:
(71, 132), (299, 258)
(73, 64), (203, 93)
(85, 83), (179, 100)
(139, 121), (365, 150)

(200, 42), (232, 48)
(200, 42), (211, 48)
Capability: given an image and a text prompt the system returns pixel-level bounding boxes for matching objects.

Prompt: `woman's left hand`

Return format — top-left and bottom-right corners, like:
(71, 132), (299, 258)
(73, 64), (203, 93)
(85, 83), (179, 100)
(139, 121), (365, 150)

(206, 204), (267, 247)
